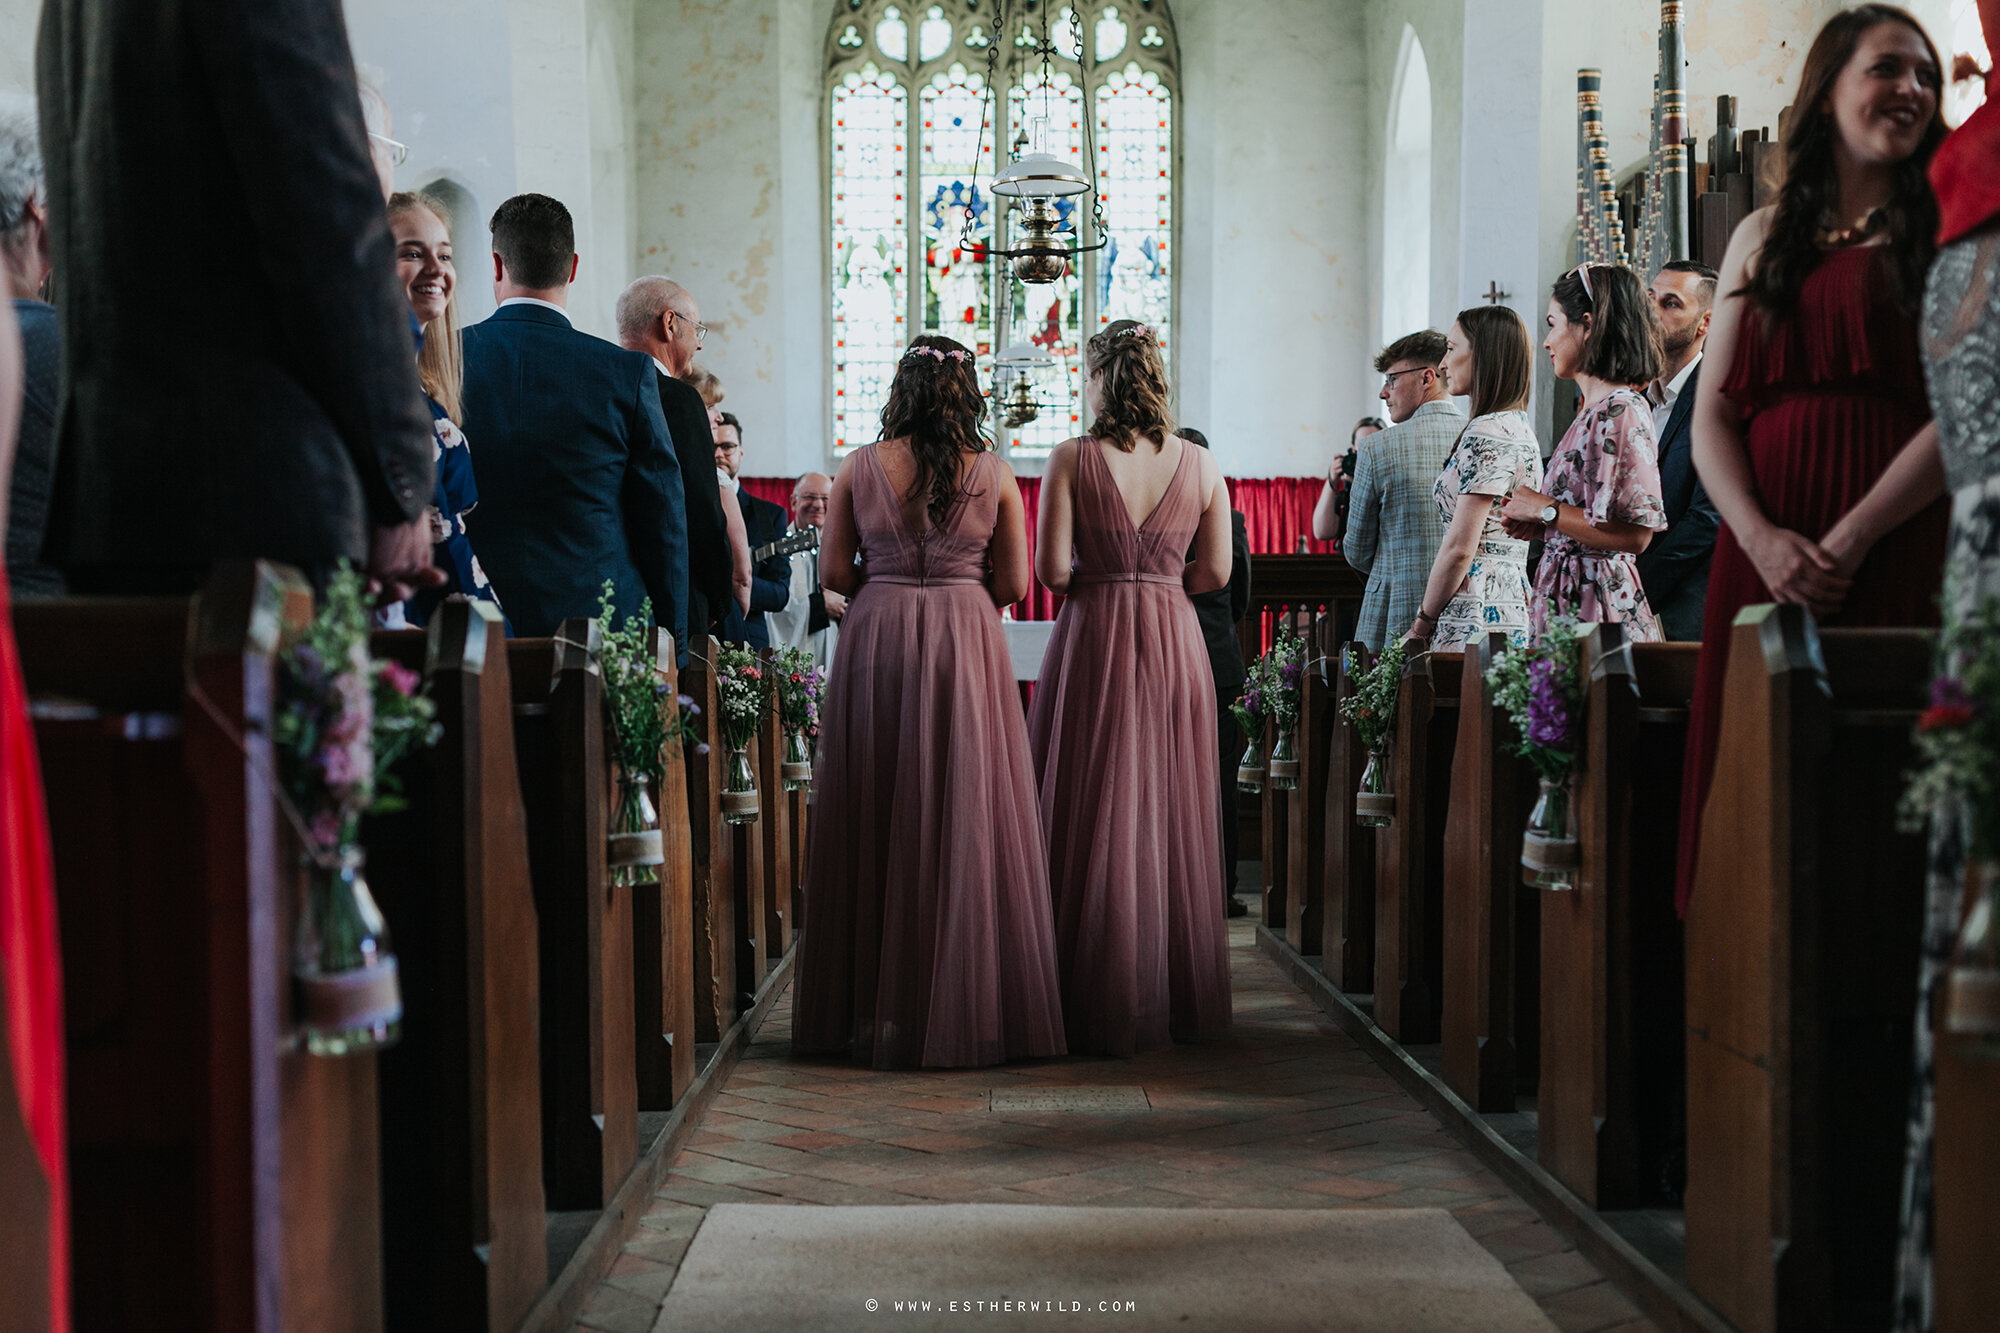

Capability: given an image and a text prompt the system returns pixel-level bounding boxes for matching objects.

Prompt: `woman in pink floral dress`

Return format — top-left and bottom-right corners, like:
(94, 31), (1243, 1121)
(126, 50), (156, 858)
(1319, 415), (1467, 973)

(1502, 263), (1669, 640)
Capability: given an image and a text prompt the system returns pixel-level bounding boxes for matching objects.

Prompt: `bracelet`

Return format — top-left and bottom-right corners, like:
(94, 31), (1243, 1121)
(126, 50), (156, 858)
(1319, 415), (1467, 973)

(1414, 608), (1437, 625)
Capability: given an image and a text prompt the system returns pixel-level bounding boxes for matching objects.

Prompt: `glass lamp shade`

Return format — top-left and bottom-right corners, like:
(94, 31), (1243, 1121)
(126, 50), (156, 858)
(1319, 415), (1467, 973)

(991, 152), (1091, 198)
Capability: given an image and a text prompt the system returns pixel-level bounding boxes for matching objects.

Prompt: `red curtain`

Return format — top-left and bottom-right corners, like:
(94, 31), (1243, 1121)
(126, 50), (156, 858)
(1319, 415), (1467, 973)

(741, 473), (1335, 623)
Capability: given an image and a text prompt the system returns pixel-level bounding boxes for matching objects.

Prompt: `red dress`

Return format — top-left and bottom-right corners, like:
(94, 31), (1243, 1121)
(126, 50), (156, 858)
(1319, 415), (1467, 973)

(1674, 245), (1948, 914)
(1, 573), (69, 1329)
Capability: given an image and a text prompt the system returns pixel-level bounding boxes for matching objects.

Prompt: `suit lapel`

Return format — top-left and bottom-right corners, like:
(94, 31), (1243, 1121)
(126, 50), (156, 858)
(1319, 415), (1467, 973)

(1660, 360), (1701, 464)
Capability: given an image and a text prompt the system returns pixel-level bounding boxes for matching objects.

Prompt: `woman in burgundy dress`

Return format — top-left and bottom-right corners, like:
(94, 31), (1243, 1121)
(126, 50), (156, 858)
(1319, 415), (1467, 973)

(1029, 320), (1234, 1057)
(791, 336), (1065, 1069)
(1677, 6), (1950, 916)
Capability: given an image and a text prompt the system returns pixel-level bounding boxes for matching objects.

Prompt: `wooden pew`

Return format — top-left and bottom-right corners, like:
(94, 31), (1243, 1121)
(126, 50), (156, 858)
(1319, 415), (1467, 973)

(1285, 638), (1331, 955)
(367, 600), (547, 1330)
(1373, 650), (1463, 1044)
(1539, 626), (1698, 1207)
(757, 663), (794, 960)
(1260, 711), (1289, 929)
(734, 683), (769, 1000)
(1322, 643), (1376, 993)
(21, 562), (383, 1330)
(508, 621), (637, 1211)
(1935, 978), (2000, 1331)
(682, 638), (736, 1040)
(1441, 633), (1538, 1113)
(1685, 607), (1929, 1333)
(634, 629), (698, 1111)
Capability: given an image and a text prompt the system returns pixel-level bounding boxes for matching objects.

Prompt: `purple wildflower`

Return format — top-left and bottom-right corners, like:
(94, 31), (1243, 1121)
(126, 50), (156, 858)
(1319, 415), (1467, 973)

(1525, 657), (1573, 750)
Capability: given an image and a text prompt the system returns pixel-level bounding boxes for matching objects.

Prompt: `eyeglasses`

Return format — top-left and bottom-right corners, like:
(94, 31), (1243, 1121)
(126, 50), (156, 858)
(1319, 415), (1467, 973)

(1380, 367), (1432, 389)
(668, 310), (710, 346)
(367, 131), (409, 168)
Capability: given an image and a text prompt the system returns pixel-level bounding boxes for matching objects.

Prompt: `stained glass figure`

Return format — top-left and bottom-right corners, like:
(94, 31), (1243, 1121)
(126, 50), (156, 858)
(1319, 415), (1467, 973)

(921, 65), (997, 357)
(1006, 68), (1085, 455)
(831, 65), (909, 452)
(1095, 62), (1172, 370)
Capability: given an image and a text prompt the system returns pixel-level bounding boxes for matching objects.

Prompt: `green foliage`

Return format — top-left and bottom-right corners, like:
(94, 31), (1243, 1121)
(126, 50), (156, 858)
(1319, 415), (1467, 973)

(1337, 638), (1406, 753)
(595, 582), (696, 782)
(1484, 619), (1584, 783)
(1901, 598), (2000, 862)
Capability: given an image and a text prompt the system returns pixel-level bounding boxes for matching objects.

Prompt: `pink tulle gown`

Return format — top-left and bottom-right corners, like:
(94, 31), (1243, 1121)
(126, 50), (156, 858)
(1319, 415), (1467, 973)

(792, 446), (1067, 1068)
(1029, 437), (1232, 1056)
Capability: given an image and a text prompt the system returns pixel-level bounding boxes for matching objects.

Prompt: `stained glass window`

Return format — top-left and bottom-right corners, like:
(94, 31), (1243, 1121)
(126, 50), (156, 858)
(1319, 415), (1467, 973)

(826, 1), (1178, 462)
(830, 65), (908, 451)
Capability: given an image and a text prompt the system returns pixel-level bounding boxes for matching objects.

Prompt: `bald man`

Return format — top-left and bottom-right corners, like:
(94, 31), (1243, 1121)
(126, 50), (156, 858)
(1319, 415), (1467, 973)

(617, 275), (747, 638)
(767, 470), (841, 671)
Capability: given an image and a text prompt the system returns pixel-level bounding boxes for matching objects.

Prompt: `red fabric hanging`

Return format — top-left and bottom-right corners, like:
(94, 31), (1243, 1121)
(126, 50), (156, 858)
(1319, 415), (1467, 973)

(1933, 1), (2000, 246)
(743, 472), (1337, 624)
(0, 575), (70, 1333)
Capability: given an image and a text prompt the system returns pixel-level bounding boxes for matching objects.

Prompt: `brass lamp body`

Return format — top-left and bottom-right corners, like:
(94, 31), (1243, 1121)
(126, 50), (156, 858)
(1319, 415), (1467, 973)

(1010, 197), (1071, 284)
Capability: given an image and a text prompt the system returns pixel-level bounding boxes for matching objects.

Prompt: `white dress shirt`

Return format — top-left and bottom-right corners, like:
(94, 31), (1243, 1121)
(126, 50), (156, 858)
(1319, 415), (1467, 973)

(1648, 352), (1701, 446)
(498, 295), (572, 324)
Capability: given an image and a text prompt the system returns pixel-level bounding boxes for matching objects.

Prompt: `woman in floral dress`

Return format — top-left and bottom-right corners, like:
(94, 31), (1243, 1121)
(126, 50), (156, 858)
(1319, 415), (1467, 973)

(1502, 263), (1668, 640)
(1405, 306), (1542, 649)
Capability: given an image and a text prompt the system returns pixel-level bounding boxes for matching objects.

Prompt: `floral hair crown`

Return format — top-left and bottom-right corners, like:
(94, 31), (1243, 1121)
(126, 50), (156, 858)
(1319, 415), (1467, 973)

(903, 345), (971, 364)
(1114, 323), (1157, 344)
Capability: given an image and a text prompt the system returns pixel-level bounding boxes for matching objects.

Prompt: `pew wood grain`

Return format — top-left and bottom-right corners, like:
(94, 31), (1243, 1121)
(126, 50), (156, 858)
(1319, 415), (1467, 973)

(1373, 651), (1461, 1044)
(682, 638), (737, 1040)
(1322, 644), (1376, 993)
(1286, 655), (1330, 954)
(635, 631), (698, 1110)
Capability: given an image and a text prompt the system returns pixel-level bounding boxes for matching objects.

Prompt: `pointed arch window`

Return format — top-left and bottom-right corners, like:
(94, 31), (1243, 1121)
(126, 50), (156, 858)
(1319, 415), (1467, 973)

(826, 1), (1180, 461)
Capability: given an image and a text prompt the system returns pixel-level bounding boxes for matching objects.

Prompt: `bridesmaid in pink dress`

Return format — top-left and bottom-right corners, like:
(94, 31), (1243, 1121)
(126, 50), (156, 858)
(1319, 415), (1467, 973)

(1029, 320), (1234, 1056)
(791, 336), (1066, 1068)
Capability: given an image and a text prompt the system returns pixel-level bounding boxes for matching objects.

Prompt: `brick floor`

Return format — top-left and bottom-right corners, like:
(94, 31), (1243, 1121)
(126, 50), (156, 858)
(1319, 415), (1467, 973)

(574, 919), (1657, 1333)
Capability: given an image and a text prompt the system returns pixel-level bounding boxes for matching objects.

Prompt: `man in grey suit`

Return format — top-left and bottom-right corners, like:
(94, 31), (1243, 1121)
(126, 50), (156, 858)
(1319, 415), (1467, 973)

(36, 0), (439, 598)
(1342, 330), (1465, 649)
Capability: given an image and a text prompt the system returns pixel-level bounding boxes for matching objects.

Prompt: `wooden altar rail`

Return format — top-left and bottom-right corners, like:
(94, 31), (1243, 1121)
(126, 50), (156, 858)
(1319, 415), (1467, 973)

(1540, 627), (1697, 1209)
(369, 604), (546, 1330)
(19, 563), (383, 1331)
(1685, 609), (1931, 1333)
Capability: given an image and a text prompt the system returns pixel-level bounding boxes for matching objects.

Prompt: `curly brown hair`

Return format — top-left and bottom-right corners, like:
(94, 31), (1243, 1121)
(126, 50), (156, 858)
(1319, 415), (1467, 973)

(1743, 5), (1944, 316)
(877, 335), (990, 527)
(1085, 319), (1175, 452)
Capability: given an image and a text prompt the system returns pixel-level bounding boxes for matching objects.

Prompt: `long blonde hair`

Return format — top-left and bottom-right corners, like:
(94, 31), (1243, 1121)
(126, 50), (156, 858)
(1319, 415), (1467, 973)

(387, 191), (464, 421)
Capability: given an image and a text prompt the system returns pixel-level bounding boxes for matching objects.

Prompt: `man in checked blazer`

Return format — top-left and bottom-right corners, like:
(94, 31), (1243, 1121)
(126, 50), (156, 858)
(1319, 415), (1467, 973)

(1341, 330), (1465, 649)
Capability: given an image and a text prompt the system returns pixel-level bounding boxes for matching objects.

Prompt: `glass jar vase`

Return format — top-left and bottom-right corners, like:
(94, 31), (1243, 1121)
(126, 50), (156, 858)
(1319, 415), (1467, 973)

(295, 847), (402, 1057)
(609, 770), (665, 886)
(1355, 747), (1394, 827)
(781, 729), (814, 793)
(1236, 737), (1266, 795)
(721, 745), (760, 825)
(1267, 731), (1300, 792)
(1521, 774), (1579, 890)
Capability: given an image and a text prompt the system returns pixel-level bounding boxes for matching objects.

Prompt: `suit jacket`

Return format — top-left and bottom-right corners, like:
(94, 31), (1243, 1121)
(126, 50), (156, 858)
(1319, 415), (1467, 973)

(720, 486), (791, 651)
(6, 300), (61, 596)
(460, 304), (687, 646)
(1634, 359), (1720, 641)
(36, 0), (433, 586)
(654, 369), (734, 638)
(1342, 399), (1464, 648)
(1189, 510), (1253, 703)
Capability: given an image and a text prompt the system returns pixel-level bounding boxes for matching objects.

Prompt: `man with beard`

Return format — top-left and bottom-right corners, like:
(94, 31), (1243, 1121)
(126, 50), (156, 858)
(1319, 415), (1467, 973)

(1637, 261), (1722, 641)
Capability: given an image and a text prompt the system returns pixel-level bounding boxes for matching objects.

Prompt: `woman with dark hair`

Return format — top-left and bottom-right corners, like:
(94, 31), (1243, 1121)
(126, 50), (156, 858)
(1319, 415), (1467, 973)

(1028, 319), (1233, 1056)
(1676, 5), (1949, 917)
(1312, 415), (1388, 543)
(1408, 306), (1543, 648)
(1500, 262), (1668, 640)
(790, 335), (1064, 1068)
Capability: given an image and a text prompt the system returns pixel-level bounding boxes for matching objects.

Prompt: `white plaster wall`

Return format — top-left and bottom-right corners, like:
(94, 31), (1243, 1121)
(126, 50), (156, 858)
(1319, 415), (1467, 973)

(1175, 0), (1372, 479)
(633, 0), (825, 480)
(0, 0), (35, 99)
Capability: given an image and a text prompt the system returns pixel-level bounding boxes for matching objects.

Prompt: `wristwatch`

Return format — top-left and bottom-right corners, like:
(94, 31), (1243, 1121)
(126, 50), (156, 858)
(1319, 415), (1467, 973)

(1539, 502), (1560, 525)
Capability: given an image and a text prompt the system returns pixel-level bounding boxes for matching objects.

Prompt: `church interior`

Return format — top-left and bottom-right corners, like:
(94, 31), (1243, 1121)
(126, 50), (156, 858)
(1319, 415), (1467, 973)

(1, 0), (1997, 1331)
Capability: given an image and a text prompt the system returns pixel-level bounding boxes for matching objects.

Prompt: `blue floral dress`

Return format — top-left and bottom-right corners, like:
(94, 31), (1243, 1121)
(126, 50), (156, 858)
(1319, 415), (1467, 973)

(406, 397), (507, 631)
(1430, 409), (1543, 650)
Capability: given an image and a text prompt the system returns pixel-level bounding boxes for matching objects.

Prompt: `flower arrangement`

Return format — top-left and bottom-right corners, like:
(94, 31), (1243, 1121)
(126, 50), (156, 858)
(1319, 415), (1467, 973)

(1484, 619), (1585, 887)
(1230, 654), (1273, 794)
(1484, 619), (1584, 781)
(1263, 625), (1308, 790)
(1900, 601), (2000, 861)
(771, 645), (825, 793)
(713, 644), (772, 824)
(595, 583), (701, 883)
(1338, 637), (1406, 754)
(275, 563), (441, 858)
(1338, 638), (1406, 827)
(273, 562), (441, 1055)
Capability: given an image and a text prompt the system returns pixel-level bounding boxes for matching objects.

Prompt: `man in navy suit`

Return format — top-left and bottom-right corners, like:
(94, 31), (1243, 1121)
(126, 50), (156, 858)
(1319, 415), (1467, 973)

(460, 194), (687, 645)
(1637, 261), (1721, 641)
(713, 412), (790, 650)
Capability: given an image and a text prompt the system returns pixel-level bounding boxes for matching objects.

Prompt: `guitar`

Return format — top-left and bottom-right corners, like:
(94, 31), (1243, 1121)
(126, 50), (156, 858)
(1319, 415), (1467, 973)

(753, 527), (820, 564)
